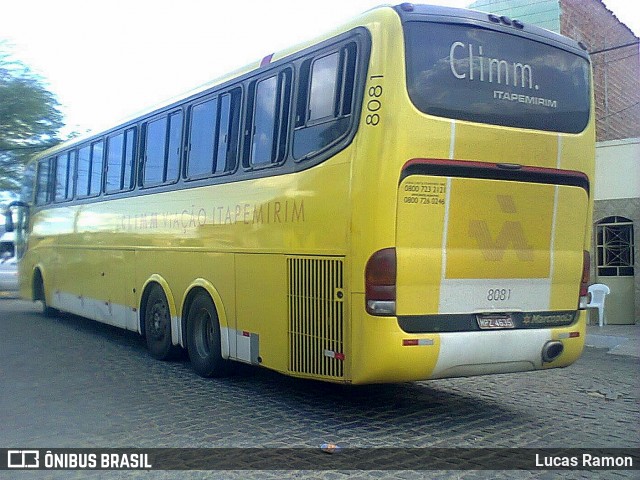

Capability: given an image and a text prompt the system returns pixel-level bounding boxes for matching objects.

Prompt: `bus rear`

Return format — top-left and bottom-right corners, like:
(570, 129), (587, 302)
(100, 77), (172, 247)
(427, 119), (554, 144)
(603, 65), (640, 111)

(350, 4), (594, 383)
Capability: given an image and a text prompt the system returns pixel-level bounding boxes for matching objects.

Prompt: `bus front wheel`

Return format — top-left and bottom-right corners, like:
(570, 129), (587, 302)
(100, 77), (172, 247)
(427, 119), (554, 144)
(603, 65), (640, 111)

(34, 270), (58, 318)
(186, 292), (229, 378)
(144, 285), (177, 360)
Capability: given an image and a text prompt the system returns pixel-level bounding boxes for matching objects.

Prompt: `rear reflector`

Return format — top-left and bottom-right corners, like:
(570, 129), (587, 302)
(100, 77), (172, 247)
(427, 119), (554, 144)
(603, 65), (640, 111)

(402, 339), (434, 346)
(558, 332), (580, 339)
(365, 248), (396, 315)
(324, 350), (345, 361)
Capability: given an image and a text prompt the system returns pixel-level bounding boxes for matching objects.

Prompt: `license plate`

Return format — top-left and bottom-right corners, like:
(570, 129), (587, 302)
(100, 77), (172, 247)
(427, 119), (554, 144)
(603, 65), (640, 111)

(476, 314), (515, 330)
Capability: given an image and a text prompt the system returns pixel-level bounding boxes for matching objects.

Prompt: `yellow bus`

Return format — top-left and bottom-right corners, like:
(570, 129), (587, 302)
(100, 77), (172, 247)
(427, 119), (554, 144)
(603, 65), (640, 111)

(6, 3), (594, 384)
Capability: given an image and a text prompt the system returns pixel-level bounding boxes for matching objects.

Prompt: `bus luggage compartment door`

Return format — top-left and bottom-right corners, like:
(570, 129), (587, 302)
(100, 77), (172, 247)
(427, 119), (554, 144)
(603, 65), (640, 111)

(396, 171), (589, 318)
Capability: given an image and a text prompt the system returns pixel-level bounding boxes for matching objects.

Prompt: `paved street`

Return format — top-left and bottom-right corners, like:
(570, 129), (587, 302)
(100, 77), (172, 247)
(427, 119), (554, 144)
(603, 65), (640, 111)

(0, 298), (638, 479)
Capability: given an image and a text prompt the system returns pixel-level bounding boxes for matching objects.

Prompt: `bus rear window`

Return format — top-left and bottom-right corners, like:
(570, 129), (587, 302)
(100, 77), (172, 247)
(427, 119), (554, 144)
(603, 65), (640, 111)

(404, 22), (590, 133)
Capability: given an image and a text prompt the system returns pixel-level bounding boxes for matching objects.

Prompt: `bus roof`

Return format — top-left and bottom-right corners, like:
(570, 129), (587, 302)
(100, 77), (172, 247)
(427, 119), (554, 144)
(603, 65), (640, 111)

(32, 4), (396, 161)
(394, 3), (590, 57)
(33, 3), (589, 161)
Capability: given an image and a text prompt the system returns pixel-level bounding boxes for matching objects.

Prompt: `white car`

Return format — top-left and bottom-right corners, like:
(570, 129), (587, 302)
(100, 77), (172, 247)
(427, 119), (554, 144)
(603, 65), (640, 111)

(0, 232), (18, 293)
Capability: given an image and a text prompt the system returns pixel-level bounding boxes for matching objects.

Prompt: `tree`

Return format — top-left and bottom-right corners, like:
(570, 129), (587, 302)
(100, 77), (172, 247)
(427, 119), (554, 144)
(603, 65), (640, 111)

(0, 42), (64, 192)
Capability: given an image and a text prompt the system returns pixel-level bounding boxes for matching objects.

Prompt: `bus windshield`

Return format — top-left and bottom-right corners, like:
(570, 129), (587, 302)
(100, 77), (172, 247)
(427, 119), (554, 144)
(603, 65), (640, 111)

(404, 21), (591, 133)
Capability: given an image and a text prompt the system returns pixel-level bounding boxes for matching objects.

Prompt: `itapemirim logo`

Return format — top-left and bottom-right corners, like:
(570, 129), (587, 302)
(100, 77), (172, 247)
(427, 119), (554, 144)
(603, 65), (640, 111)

(468, 195), (534, 262)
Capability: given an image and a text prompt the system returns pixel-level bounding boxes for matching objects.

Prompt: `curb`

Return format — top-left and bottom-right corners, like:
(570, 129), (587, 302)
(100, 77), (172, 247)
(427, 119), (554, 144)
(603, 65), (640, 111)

(585, 334), (640, 358)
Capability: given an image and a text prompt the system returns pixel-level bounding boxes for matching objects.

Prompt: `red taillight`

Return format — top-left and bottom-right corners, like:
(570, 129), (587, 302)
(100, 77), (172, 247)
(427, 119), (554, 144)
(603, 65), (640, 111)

(365, 248), (396, 315)
(580, 250), (590, 297)
(578, 250), (590, 309)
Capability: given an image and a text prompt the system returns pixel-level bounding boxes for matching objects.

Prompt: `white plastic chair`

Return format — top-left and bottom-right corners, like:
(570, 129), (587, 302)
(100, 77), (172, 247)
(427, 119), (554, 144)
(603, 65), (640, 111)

(586, 284), (611, 327)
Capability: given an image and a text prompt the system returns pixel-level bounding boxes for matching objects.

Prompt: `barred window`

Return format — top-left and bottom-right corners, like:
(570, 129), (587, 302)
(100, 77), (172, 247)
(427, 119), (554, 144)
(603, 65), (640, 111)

(596, 216), (635, 277)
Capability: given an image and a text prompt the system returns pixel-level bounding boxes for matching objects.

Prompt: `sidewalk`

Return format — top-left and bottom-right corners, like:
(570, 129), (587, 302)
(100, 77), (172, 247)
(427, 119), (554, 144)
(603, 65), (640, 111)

(585, 323), (640, 358)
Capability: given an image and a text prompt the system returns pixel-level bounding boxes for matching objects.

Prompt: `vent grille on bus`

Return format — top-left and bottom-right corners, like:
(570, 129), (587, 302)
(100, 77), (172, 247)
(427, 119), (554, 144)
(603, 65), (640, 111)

(288, 256), (345, 379)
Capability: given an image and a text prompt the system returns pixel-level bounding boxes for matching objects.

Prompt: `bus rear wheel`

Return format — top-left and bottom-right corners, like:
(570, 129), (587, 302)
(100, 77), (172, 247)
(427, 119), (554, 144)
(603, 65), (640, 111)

(144, 285), (177, 360)
(186, 292), (229, 378)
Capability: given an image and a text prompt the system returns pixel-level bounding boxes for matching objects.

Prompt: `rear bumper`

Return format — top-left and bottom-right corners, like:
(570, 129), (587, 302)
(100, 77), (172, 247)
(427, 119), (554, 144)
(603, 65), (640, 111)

(349, 294), (586, 384)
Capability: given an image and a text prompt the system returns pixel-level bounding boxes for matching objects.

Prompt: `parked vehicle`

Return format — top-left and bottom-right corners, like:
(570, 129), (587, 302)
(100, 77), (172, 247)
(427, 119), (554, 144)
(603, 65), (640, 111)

(0, 231), (18, 292)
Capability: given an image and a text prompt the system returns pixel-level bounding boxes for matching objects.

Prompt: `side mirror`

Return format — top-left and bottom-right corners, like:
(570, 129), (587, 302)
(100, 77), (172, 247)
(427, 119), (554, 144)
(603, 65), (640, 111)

(4, 208), (14, 232)
(4, 201), (30, 233)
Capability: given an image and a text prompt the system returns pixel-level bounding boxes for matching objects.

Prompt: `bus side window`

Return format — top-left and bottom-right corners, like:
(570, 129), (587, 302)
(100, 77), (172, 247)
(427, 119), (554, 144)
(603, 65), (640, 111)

(293, 42), (357, 161)
(186, 87), (242, 180)
(215, 89), (241, 175)
(143, 112), (183, 186)
(54, 150), (75, 202)
(35, 158), (52, 206)
(166, 112), (182, 182)
(67, 150), (76, 200)
(143, 116), (168, 186)
(54, 152), (69, 202)
(123, 128), (137, 191)
(187, 97), (218, 178)
(250, 75), (278, 166)
(246, 69), (292, 168)
(76, 145), (91, 198)
(21, 163), (36, 206)
(106, 132), (125, 193)
(308, 52), (340, 122)
(106, 127), (137, 194)
(88, 140), (104, 197)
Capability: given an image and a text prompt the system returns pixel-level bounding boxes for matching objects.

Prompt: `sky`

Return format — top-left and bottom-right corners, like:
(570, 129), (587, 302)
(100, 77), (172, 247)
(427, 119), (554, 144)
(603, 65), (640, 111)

(0, 0), (639, 137)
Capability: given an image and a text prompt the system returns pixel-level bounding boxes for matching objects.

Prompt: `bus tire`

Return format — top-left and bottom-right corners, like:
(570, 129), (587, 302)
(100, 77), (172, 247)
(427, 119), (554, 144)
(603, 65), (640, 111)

(34, 270), (58, 318)
(41, 289), (59, 317)
(186, 292), (229, 378)
(43, 300), (59, 318)
(144, 285), (177, 360)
